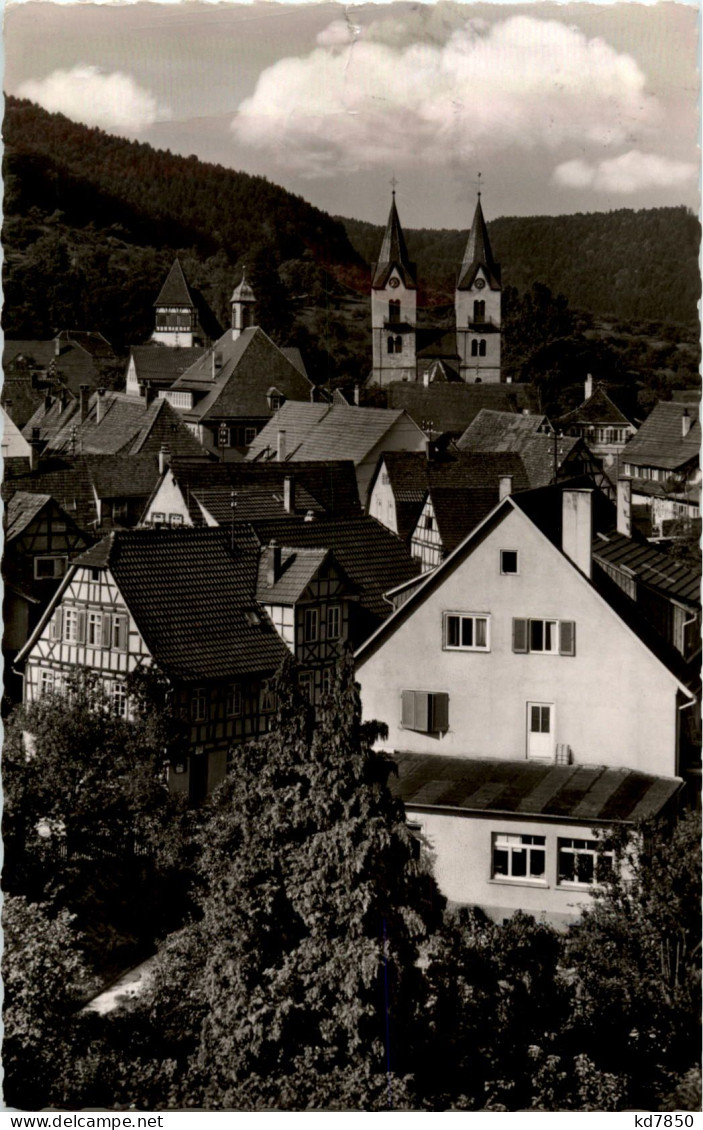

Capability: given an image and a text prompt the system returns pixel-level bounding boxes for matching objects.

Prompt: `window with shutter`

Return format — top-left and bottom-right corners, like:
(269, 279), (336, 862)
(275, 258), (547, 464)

(101, 614), (112, 648)
(401, 689), (416, 729)
(76, 610), (86, 644)
(401, 690), (449, 733)
(559, 621), (576, 656)
(431, 692), (449, 733)
(49, 609), (62, 641)
(512, 618), (528, 653)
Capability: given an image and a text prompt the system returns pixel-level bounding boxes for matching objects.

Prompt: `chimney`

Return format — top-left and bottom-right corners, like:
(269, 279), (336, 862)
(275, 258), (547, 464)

(353, 384), (360, 407)
(585, 374), (594, 400)
(29, 427), (41, 472)
(144, 381), (156, 408)
(43, 393), (52, 415)
(499, 475), (513, 500)
(79, 384), (90, 423)
(95, 387), (106, 424)
(59, 387), (69, 412)
(283, 475), (295, 513)
(561, 488), (593, 578)
(682, 408), (692, 438)
(54, 337), (60, 358)
(425, 436), (433, 461)
(158, 445), (170, 476)
(277, 429), (287, 462)
(616, 478), (631, 538)
(267, 539), (282, 587)
(211, 351), (223, 379)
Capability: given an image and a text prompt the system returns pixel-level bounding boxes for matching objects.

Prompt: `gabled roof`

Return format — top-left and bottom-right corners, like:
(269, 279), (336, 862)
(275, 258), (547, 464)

(592, 529), (700, 607)
(56, 331), (115, 360)
(152, 457), (361, 525)
(457, 197), (501, 291)
(2, 457), (99, 531)
(242, 515), (421, 624)
(171, 326), (312, 421)
(82, 454), (162, 500)
(457, 410), (584, 488)
(247, 402), (420, 466)
(192, 482), (323, 525)
(154, 259), (196, 308)
(356, 486), (695, 691)
(2, 406), (32, 456)
(70, 528), (289, 681)
(24, 391), (206, 459)
(558, 384), (635, 428)
(129, 345), (206, 387)
(391, 752), (681, 824)
(256, 545), (331, 604)
(4, 492), (52, 541)
(3, 340), (57, 370)
(621, 401), (701, 471)
(387, 382), (539, 437)
(423, 486), (499, 555)
(372, 195), (417, 290)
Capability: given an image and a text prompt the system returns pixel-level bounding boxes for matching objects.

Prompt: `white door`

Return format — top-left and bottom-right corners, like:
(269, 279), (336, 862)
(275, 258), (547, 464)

(527, 702), (554, 760)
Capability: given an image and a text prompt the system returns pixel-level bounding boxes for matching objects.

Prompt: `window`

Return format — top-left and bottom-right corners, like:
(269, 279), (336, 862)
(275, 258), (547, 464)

(39, 669), (55, 696)
(425, 514), (434, 531)
(444, 613), (490, 652)
(190, 687), (207, 722)
(63, 608), (81, 643)
(298, 671), (314, 703)
(388, 299), (401, 324)
(260, 680), (276, 714)
(471, 340), (478, 357)
(321, 667), (333, 696)
(111, 615), (128, 652)
(304, 608), (319, 643)
(387, 336), (394, 355)
(394, 336), (403, 354)
(226, 683), (242, 717)
(327, 605), (341, 641)
(87, 611), (102, 647)
(34, 556), (68, 580)
(557, 838), (613, 887)
(151, 511), (166, 527)
(169, 513), (184, 527)
(479, 340), (486, 357)
(500, 550), (518, 575)
(244, 427), (257, 445)
(111, 682), (128, 718)
(512, 619), (576, 656)
(401, 690), (449, 733)
(473, 299), (485, 322)
(492, 833), (546, 881)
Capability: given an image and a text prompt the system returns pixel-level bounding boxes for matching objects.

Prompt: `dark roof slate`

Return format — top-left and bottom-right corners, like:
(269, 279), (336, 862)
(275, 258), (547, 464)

(256, 545), (330, 604)
(130, 345), (206, 388)
(592, 530), (700, 607)
(622, 401), (700, 471)
(457, 198), (501, 291)
(387, 382), (538, 437)
(458, 410), (583, 488)
(72, 528), (289, 681)
(427, 486), (499, 554)
(372, 195), (417, 290)
(558, 384), (634, 428)
(390, 753), (681, 823)
(154, 259), (196, 308)
(247, 402), (415, 465)
(4, 492), (51, 541)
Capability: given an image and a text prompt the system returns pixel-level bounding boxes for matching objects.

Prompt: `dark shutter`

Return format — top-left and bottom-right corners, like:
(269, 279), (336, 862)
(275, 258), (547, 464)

(512, 618), (528, 653)
(49, 609), (62, 641)
(431, 693), (449, 733)
(414, 692), (429, 732)
(115, 614), (128, 652)
(76, 610), (86, 644)
(401, 689), (416, 729)
(559, 621), (576, 656)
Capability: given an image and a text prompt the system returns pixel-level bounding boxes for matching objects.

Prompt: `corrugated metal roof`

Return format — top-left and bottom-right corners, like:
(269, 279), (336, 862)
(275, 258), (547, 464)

(390, 752), (681, 823)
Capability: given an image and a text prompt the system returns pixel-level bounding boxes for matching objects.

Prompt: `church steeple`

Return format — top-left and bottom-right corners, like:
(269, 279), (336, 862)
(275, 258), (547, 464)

(455, 189), (502, 384)
(152, 259), (198, 347)
(372, 191), (417, 291)
(370, 189), (417, 386)
(231, 269), (256, 341)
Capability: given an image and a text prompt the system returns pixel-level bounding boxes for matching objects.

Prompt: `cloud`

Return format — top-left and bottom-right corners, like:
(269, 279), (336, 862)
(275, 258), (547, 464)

(231, 15), (661, 178)
(554, 150), (697, 193)
(18, 65), (170, 133)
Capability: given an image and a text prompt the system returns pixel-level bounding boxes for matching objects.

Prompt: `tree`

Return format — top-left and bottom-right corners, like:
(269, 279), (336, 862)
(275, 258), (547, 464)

(2, 896), (92, 1109)
(563, 812), (702, 1109)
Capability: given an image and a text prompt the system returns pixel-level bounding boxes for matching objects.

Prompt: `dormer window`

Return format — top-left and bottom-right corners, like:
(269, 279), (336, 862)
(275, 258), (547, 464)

(267, 387), (285, 412)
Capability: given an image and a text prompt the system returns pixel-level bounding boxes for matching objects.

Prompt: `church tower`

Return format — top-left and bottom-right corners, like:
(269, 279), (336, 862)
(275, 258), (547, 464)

(231, 270), (256, 341)
(455, 193), (502, 383)
(153, 259), (198, 348)
(371, 191), (417, 386)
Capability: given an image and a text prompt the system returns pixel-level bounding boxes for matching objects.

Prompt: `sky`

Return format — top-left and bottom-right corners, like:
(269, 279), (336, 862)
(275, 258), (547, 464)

(3, 0), (700, 229)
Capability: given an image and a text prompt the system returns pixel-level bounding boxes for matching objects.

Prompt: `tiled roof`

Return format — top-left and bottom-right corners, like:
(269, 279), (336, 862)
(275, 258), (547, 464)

(457, 198), (501, 291)
(279, 347), (308, 379)
(154, 259), (196, 308)
(558, 384), (634, 428)
(56, 330), (115, 360)
(4, 491), (51, 541)
(390, 752), (681, 823)
(593, 529), (700, 607)
(243, 515), (421, 630)
(24, 391), (206, 459)
(427, 486), (499, 554)
(1, 377), (47, 429)
(630, 478), (701, 505)
(2, 457), (99, 531)
(192, 482), (323, 524)
(162, 457), (361, 524)
(247, 402), (416, 466)
(82, 454), (162, 500)
(129, 345), (206, 387)
(458, 410), (582, 488)
(372, 195), (416, 290)
(621, 401), (701, 471)
(387, 382), (538, 437)
(172, 327), (312, 421)
(3, 340), (57, 370)
(71, 528), (289, 681)
(256, 545), (330, 604)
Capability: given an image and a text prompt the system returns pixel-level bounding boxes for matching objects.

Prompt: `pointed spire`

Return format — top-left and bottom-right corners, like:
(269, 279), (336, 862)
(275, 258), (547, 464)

(457, 195), (501, 291)
(231, 267), (256, 304)
(154, 259), (196, 307)
(372, 193), (416, 290)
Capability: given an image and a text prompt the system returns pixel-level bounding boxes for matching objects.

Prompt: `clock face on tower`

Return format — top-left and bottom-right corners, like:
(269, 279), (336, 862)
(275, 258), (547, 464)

(389, 277), (400, 288)
(474, 278), (486, 290)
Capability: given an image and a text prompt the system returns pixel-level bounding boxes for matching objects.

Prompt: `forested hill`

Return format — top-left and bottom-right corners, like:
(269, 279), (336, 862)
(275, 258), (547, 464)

(2, 97), (365, 350)
(342, 207), (701, 328)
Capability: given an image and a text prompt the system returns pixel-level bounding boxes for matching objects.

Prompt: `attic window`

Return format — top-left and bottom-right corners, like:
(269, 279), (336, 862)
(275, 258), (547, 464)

(244, 609), (261, 626)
